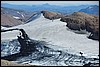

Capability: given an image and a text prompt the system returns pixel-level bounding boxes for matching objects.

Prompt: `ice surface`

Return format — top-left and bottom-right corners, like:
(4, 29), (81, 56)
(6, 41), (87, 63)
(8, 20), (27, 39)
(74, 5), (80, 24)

(1, 39), (20, 57)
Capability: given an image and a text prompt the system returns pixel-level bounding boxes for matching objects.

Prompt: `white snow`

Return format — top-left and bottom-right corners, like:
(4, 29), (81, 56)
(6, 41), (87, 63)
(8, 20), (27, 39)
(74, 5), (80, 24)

(17, 11), (24, 18)
(1, 14), (99, 57)
(13, 16), (20, 19)
(17, 11), (20, 14)
(21, 14), (24, 18)
(1, 30), (19, 40)
(88, 7), (93, 9)
(1, 26), (7, 30)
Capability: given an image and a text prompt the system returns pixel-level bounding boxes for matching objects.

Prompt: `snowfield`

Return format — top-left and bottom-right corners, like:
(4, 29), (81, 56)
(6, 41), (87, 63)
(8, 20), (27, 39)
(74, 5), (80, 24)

(1, 14), (99, 57)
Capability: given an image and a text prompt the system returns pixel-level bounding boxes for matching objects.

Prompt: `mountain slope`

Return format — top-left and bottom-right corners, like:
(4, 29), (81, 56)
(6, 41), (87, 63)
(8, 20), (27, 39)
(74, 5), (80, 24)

(1, 7), (37, 27)
(1, 7), (35, 22)
(79, 5), (99, 16)
(1, 13), (23, 27)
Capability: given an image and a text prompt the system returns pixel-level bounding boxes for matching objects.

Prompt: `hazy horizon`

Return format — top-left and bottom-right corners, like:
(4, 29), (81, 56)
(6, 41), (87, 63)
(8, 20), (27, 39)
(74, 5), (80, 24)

(1, 1), (99, 6)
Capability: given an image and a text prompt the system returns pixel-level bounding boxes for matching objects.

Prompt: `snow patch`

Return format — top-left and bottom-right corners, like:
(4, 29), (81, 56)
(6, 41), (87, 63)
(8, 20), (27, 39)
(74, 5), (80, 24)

(13, 16), (20, 19)
(88, 7), (93, 9)
(1, 26), (7, 30)
(17, 11), (20, 14)
(21, 14), (24, 18)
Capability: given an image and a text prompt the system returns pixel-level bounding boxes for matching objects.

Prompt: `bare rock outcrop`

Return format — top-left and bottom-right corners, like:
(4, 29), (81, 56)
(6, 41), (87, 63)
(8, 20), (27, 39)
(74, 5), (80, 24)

(41, 10), (63, 20)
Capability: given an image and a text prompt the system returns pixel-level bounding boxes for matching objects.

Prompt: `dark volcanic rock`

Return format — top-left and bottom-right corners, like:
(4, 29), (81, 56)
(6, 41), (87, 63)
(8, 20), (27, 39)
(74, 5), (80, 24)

(41, 10), (63, 20)
(60, 12), (99, 40)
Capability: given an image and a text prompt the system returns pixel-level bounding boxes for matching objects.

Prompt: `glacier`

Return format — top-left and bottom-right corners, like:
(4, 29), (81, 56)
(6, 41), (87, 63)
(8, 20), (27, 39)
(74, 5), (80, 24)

(1, 13), (99, 66)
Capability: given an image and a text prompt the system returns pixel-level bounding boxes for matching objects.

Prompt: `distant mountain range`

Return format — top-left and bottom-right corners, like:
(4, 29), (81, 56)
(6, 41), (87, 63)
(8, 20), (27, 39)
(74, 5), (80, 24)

(1, 3), (91, 14)
(1, 3), (99, 27)
(79, 5), (99, 16)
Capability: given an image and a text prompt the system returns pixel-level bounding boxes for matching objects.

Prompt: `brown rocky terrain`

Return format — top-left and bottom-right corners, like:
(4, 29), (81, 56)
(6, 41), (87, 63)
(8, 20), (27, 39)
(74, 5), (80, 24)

(1, 13), (24, 27)
(41, 10), (63, 20)
(1, 59), (33, 66)
(60, 12), (99, 40)
(1, 7), (36, 27)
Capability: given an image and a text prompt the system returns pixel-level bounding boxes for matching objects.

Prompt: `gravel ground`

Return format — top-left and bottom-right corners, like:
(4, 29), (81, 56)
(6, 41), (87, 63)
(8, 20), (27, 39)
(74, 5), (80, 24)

(1, 59), (33, 66)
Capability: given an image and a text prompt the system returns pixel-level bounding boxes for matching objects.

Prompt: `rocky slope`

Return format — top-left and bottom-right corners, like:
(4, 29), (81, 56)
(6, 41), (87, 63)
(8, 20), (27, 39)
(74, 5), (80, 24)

(60, 12), (99, 40)
(1, 7), (35, 27)
(1, 7), (35, 22)
(1, 13), (23, 27)
(41, 10), (63, 20)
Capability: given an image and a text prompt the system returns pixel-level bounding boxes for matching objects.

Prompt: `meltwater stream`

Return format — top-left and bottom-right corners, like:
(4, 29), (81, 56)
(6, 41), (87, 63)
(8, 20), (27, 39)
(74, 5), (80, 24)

(1, 38), (99, 66)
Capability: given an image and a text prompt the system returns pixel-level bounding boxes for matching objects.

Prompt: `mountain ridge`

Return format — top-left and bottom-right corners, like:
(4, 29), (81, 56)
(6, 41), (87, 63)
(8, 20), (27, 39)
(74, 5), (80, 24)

(79, 5), (99, 16)
(1, 3), (91, 14)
